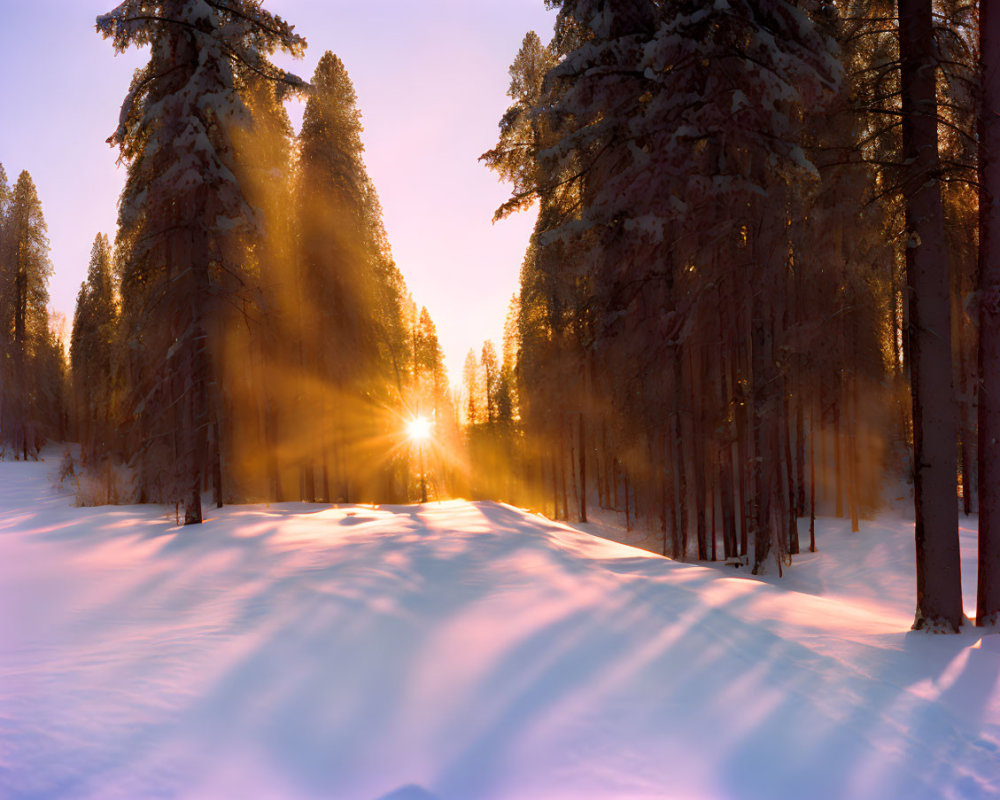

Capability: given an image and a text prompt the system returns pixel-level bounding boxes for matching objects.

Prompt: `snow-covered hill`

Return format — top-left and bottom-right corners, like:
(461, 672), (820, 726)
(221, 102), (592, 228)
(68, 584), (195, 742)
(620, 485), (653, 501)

(1, 457), (997, 799)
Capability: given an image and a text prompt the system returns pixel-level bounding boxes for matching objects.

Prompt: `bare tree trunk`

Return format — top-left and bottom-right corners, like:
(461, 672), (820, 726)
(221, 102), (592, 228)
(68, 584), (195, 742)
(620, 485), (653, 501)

(810, 404), (817, 553)
(624, 469), (631, 532)
(212, 420), (223, 509)
(795, 387), (805, 517)
(847, 377), (860, 533)
(978, 0), (1000, 626)
(751, 307), (778, 573)
(899, 0), (964, 631)
(734, 355), (749, 559)
(559, 423), (568, 520)
(608, 455), (617, 513)
(666, 425), (679, 558)
(550, 455), (557, 519)
(578, 412), (587, 522)
(957, 303), (975, 516)
(674, 354), (689, 559)
(833, 400), (844, 518)
(820, 395), (829, 507)
(597, 418), (607, 509)
(690, 351), (707, 560)
(784, 394), (800, 554)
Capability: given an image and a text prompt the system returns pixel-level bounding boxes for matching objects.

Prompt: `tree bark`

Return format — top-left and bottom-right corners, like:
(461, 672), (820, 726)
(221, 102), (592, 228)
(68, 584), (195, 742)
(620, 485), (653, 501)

(899, 0), (964, 631)
(578, 412), (588, 523)
(809, 404), (817, 553)
(957, 301), (975, 516)
(690, 350), (708, 560)
(978, 0), (1000, 627)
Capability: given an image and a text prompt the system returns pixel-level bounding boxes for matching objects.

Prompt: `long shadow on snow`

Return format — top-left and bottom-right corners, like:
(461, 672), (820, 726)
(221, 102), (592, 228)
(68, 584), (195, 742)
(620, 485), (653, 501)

(11, 497), (999, 800)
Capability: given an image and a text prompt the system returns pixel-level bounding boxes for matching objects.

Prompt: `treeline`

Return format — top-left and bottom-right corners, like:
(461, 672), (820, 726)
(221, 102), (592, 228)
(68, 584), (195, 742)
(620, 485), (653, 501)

(0, 166), (66, 458)
(473, 0), (996, 630)
(66, 2), (457, 520)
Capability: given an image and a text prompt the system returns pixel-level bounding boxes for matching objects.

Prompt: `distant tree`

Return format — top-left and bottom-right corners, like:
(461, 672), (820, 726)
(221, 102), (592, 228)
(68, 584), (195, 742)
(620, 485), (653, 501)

(0, 163), (10, 222)
(413, 307), (447, 411)
(481, 341), (499, 425)
(0, 170), (53, 459)
(70, 234), (117, 465)
(463, 349), (481, 425)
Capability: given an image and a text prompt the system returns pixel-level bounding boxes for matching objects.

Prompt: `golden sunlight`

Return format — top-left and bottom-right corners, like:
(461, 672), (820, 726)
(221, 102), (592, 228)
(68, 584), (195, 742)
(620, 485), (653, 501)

(406, 416), (433, 442)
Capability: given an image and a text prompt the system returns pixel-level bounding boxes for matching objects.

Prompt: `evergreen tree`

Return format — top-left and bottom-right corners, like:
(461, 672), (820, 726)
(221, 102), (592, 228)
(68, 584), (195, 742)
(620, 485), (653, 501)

(293, 51), (410, 503)
(70, 234), (117, 466)
(97, 0), (306, 522)
(1, 171), (53, 459)
(463, 349), (481, 425)
(481, 341), (499, 425)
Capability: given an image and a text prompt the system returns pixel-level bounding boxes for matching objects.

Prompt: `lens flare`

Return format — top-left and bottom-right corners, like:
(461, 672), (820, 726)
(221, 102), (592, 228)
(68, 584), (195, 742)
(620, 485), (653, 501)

(407, 416), (432, 442)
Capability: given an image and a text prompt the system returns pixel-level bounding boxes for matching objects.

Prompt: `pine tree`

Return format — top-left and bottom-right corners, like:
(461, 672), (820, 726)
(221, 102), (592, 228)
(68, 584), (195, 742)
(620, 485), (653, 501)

(463, 349), (481, 425)
(70, 234), (117, 466)
(0, 171), (53, 459)
(481, 341), (499, 425)
(97, 0), (306, 522)
(293, 51), (410, 503)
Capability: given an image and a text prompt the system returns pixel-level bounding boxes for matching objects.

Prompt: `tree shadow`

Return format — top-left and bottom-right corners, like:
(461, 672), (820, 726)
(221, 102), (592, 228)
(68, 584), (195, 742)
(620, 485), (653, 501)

(4, 495), (998, 799)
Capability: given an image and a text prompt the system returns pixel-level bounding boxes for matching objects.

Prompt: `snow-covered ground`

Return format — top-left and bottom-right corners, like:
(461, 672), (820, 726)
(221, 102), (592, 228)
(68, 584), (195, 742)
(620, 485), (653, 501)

(1, 456), (997, 800)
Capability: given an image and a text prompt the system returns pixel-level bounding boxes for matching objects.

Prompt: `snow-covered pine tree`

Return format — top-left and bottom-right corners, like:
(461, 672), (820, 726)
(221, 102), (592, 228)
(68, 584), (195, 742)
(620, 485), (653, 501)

(490, 2), (842, 558)
(97, 0), (306, 523)
(483, 27), (593, 521)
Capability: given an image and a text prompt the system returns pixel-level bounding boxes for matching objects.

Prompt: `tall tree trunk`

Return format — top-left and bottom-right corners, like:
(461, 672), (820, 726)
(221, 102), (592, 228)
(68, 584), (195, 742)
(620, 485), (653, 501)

(957, 301), (975, 516)
(751, 307), (779, 573)
(734, 353), (749, 559)
(184, 343), (207, 526)
(624, 469), (631, 532)
(559, 422), (568, 520)
(809, 404), (817, 553)
(795, 390), (806, 517)
(578, 412), (588, 523)
(690, 351), (707, 560)
(597, 418), (607, 509)
(212, 420), (223, 509)
(674, 354), (689, 559)
(784, 394), (800, 554)
(847, 377), (860, 533)
(666, 425), (680, 558)
(833, 399), (844, 518)
(899, 0), (964, 631)
(978, 0), (1000, 627)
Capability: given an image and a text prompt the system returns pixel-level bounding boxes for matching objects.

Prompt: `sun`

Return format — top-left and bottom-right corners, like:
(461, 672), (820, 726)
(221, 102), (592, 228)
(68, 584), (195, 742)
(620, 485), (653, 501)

(406, 416), (433, 442)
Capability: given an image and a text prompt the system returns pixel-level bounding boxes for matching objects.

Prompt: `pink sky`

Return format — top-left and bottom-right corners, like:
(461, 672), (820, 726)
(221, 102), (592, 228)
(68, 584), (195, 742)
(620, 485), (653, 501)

(0, 0), (555, 380)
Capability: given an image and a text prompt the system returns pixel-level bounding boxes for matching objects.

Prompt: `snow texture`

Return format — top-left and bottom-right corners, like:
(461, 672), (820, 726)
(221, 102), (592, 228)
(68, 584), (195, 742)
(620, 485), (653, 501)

(1, 455), (998, 799)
